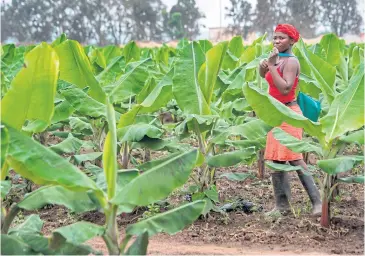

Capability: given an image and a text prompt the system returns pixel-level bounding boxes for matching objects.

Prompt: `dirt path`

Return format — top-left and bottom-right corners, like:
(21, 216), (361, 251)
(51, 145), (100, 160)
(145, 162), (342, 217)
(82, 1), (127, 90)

(88, 235), (331, 255)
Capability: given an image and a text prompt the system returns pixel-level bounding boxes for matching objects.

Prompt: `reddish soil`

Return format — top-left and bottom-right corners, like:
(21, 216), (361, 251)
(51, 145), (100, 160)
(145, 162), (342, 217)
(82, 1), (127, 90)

(8, 163), (363, 255)
(5, 137), (364, 255)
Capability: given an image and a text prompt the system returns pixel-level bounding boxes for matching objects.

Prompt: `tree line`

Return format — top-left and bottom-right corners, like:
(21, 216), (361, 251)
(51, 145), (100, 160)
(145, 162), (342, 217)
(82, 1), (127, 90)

(1, 0), (363, 45)
(226, 0), (363, 39)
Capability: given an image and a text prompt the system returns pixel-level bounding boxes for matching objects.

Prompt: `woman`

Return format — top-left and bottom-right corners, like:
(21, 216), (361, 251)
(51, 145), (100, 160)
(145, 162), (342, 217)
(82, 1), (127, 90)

(259, 24), (321, 216)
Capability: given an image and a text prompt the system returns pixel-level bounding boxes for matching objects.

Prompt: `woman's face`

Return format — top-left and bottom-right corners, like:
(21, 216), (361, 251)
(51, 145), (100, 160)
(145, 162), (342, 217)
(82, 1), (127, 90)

(272, 32), (294, 52)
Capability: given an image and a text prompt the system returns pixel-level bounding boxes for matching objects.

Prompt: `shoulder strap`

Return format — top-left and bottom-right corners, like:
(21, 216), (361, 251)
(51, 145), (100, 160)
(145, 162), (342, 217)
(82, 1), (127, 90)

(278, 53), (296, 57)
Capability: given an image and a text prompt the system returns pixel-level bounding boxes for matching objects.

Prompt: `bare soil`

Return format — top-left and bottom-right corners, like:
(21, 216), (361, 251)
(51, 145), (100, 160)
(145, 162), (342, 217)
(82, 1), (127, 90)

(9, 162), (363, 255)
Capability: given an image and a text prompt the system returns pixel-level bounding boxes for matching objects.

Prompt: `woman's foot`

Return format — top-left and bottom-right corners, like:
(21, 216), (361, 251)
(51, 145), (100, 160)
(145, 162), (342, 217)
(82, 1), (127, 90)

(311, 202), (322, 216)
(289, 160), (322, 217)
(268, 171), (292, 217)
(265, 207), (291, 217)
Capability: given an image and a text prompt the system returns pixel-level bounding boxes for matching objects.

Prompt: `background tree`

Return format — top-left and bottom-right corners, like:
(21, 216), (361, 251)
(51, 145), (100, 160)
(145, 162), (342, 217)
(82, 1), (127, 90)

(1, 0), (56, 43)
(2, 0), (363, 44)
(163, 0), (205, 40)
(1, 0), (166, 44)
(162, 10), (185, 40)
(319, 0), (363, 36)
(225, 0), (254, 38)
(286, 0), (321, 38)
(120, 0), (166, 42)
(253, 0), (291, 36)
(1, 0), (115, 45)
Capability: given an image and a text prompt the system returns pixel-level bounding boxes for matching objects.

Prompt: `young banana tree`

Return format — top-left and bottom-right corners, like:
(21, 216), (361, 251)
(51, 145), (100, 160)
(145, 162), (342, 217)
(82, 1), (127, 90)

(172, 40), (228, 190)
(211, 34), (271, 179)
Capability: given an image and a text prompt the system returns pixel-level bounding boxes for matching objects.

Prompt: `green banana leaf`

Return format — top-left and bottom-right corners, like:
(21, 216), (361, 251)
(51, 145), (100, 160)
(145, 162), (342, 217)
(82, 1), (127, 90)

(69, 117), (93, 135)
(1, 235), (36, 255)
(1, 125), (8, 168)
(55, 40), (106, 103)
(17, 185), (97, 213)
(50, 222), (104, 246)
(49, 134), (84, 154)
(96, 55), (125, 87)
(111, 150), (198, 206)
(73, 152), (103, 164)
(8, 214), (43, 235)
(242, 83), (325, 144)
(51, 100), (75, 123)
(272, 128), (323, 156)
(337, 176), (364, 184)
(207, 147), (257, 167)
(109, 58), (153, 103)
(123, 40), (140, 63)
(198, 39), (213, 53)
(172, 42), (210, 115)
(318, 156), (364, 175)
(139, 70), (174, 114)
(265, 161), (304, 172)
(219, 172), (255, 182)
(0, 180), (11, 198)
(199, 42), (228, 105)
(5, 126), (98, 191)
(1, 43), (59, 132)
(60, 87), (106, 118)
(125, 231), (149, 255)
(320, 60), (364, 141)
(339, 130), (364, 145)
(117, 124), (163, 143)
(319, 33), (341, 67)
(126, 200), (205, 236)
(295, 39), (336, 104)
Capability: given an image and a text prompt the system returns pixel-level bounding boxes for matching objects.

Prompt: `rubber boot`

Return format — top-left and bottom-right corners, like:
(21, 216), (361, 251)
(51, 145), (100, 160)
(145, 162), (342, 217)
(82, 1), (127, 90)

(296, 170), (322, 216)
(266, 171), (291, 216)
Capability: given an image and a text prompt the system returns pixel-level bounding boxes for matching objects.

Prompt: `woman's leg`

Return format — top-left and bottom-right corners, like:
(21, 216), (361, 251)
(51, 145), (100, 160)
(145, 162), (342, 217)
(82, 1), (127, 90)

(289, 159), (322, 215)
(268, 160), (291, 214)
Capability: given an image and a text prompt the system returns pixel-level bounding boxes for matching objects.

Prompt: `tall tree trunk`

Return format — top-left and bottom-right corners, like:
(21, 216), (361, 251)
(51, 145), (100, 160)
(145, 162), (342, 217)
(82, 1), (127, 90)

(303, 152), (309, 164)
(258, 149), (265, 179)
(122, 142), (129, 169)
(320, 197), (330, 228)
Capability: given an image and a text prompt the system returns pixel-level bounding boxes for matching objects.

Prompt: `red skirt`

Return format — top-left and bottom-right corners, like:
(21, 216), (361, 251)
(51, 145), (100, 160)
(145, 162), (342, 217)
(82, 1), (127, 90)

(264, 104), (303, 161)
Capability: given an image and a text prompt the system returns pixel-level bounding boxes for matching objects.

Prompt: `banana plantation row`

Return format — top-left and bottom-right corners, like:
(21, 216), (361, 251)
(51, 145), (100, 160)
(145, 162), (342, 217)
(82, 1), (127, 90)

(0, 33), (364, 255)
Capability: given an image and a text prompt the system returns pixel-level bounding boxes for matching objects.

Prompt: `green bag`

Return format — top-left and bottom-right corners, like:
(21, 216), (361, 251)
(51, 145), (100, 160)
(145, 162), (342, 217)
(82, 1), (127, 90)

(297, 92), (321, 122)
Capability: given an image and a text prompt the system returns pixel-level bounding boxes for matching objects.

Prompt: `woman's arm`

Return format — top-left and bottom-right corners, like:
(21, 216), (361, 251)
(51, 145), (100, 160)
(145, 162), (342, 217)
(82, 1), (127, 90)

(268, 58), (298, 95)
(259, 59), (269, 78)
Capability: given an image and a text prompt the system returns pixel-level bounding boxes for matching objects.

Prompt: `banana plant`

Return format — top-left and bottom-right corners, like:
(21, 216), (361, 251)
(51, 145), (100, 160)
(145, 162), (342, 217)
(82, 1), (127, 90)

(1, 40), (206, 254)
(53, 38), (170, 169)
(199, 35), (272, 179)
(172, 40), (228, 191)
(171, 36), (271, 193)
(294, 33), (364, 197)
(1, 123), (205, 254)
(242, 37), (364, 227)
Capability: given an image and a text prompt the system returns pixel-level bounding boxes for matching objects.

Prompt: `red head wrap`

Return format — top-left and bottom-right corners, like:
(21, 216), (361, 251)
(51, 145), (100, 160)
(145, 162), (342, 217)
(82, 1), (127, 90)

(274, 24), (300, 42)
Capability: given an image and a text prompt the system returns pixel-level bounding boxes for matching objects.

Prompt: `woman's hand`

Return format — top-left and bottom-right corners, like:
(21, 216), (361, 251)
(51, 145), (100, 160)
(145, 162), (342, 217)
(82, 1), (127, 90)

(267, 48), (279, 67)
(259, 58), (269, 78)
(259, 59), (268, 69)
